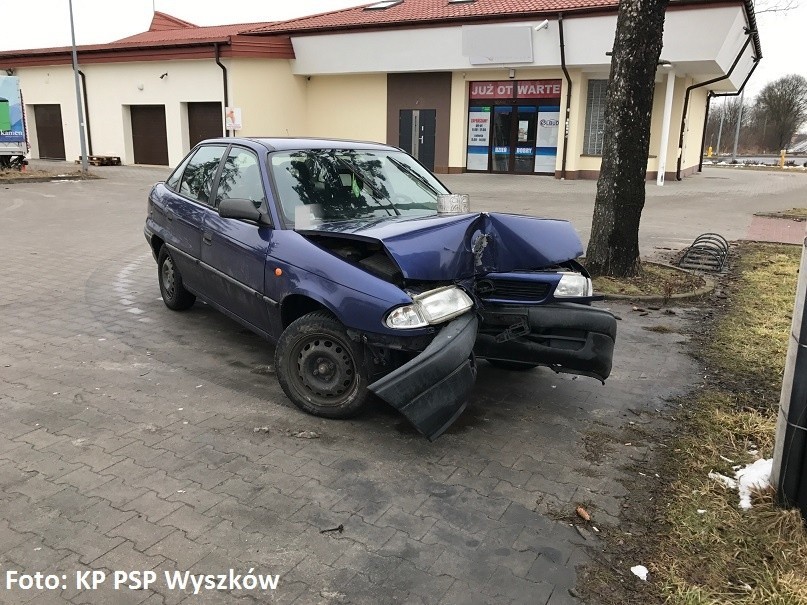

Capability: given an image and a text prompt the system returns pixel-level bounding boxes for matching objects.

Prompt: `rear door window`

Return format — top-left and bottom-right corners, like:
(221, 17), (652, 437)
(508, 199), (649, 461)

(178, 145), (227, 205)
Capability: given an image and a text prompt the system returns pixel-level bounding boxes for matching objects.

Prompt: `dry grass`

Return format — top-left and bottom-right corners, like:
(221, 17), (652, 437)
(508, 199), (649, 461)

(655, 243), (807, 605)
(592, 262), (705, 297)
(755, 208), (807, 221)
(0, 168), (92, 181)
(708, 245), (799, 393)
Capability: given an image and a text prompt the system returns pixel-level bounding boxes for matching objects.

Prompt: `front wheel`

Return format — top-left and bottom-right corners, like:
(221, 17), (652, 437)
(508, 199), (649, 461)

(158, 247), (196, 311)
(275, 311), (370, 419)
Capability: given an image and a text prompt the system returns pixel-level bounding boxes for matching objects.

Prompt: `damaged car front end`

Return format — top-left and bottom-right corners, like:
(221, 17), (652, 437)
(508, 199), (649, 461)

(280, 152), (617, 440)
(309, 216), (617, 440)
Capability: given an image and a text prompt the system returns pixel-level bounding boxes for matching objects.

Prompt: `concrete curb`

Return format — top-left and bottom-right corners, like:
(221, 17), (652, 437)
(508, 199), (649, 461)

(598, 262), (717, 303)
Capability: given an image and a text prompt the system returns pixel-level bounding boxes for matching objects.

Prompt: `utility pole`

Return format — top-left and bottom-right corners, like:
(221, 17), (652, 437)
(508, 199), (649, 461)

(731, 89), (744, 162)
(771, 235), (807, 519)
(69, 0), (89, 175)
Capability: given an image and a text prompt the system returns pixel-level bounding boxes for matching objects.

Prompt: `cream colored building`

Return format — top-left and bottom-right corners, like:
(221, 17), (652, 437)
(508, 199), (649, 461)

(0, 0), (760, 182)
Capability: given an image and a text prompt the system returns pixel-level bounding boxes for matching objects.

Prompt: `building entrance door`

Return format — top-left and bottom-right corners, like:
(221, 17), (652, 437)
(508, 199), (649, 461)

(33, 104), (66, 160)
(492, 106), (539, 173)
(399, 109), (436, 171)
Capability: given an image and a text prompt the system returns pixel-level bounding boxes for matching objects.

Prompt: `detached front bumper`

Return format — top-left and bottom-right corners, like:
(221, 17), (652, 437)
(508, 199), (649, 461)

(474, 303), (617, 381)
(369, 314), (478, 441)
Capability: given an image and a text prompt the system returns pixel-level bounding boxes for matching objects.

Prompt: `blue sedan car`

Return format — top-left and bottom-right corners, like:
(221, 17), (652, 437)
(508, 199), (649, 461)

(144, 138), (616, 440)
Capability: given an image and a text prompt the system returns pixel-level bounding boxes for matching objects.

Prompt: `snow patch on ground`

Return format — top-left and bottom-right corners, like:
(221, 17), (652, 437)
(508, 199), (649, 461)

(735, 458), (773, 510)
(709, 458), (773, 509)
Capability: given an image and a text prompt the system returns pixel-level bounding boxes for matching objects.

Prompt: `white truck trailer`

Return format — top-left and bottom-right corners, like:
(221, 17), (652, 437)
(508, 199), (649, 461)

(0, 75), (28, 170)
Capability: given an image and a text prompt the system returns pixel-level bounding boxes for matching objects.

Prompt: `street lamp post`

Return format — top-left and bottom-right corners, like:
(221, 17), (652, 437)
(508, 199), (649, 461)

(68, 0), (89, 175)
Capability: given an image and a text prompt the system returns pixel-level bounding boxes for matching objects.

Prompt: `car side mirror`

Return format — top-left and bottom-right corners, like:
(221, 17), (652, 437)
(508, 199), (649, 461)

(218, 198), (269, 225)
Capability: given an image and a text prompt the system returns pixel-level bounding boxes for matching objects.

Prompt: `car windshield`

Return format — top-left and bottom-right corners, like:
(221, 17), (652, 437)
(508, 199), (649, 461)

(268, 149), (449, 229)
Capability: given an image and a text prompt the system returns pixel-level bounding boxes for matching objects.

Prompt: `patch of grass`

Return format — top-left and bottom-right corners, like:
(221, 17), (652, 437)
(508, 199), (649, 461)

(582, 243), (805, 605)
(755, 208), (807, 221)
(591, 262), (705, 298)
(658, 243), (806, 604)
(656, 391), (807, 602)
(707, 245), (799, 397)
(0, 168), (94, 181)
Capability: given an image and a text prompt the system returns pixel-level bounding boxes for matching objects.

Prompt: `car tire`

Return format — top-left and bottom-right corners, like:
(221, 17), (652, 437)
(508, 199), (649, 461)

(158, 247), (196, 311)
(487, 359), (538, 371)
(275, 311), (370, 419)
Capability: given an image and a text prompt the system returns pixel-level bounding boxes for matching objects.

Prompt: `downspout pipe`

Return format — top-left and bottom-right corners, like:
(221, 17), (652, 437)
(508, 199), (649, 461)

(214, 43), (229, 137)
(675, 32), (753, 180)
(697, 91), (713, 173)
(558, 13), (572, 180)
(77, 69), (93, 156)
(698, 56), (760, 172)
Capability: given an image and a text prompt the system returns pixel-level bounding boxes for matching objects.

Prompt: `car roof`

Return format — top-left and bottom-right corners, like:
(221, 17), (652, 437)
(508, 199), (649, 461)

(199, 137), (401, 153)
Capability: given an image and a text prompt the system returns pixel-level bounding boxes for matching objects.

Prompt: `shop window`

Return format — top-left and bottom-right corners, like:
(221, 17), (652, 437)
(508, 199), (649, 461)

(583, 79), (608, 155)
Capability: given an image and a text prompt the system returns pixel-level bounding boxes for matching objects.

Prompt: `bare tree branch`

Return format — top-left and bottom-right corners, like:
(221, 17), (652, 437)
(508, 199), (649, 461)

(754, 0), (799, 14)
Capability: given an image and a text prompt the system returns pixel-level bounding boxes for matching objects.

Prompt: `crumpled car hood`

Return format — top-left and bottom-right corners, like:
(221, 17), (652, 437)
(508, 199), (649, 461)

(298, 212), (583, 280)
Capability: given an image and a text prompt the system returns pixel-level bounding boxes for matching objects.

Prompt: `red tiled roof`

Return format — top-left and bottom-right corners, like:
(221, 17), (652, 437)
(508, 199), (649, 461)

(0, 12), (290, 65)
(0, 12), (278, 57)
(247, 0), (621, 35)
(147, 12), (198, 31)
(112, 11), (276, 45)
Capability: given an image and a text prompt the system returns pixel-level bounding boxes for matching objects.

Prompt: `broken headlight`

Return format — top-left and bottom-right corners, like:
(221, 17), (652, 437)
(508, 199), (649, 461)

(385, 286), (474, 329)
(554, 272), (593, 298)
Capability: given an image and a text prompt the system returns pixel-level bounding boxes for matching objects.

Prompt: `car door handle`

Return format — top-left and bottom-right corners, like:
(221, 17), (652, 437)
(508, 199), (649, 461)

(166, 210), (173, 221)
(202, 232), (212, 245)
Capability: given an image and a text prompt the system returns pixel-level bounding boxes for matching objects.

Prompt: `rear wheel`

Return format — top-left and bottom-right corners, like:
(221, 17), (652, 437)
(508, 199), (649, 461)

(275, 311), (370, 418)
(158, 247), (196, 310)
(487, 359), (538, 371)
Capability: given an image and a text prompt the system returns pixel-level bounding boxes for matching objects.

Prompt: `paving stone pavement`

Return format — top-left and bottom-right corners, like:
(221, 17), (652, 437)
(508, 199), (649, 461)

(746, 215), (807, 245)
(0, 164), (743, 604)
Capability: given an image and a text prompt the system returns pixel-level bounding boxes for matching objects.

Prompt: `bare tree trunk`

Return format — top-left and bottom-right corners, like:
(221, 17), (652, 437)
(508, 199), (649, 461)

(585, 0), (669, 277)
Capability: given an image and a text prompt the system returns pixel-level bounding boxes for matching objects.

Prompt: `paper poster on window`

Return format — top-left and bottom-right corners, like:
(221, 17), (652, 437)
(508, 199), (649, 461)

(518, 120), (529, 142)
(225, 107), (242, 131)
(466, 107), (491, 171)
(534, 108), (560, 173)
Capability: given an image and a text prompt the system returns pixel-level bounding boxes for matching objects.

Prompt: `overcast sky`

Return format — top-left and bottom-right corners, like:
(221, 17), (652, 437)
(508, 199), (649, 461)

(0, 0), (802, 98)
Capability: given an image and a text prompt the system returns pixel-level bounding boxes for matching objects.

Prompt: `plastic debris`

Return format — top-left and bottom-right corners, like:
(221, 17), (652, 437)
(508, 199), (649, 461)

(631, 565), (649, 581)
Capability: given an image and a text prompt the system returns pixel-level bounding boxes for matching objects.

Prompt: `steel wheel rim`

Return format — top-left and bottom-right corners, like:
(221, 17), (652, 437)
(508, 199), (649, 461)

(162, 257), (176, 299)
(293, 335), (356, 406)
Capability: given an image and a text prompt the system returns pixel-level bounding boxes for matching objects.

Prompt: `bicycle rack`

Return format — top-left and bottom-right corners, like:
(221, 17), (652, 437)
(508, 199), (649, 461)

(678, 233), (729, 272)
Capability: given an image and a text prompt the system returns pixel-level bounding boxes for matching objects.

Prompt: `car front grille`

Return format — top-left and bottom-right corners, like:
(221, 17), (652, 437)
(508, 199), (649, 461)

(476, 279), (551, 302)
